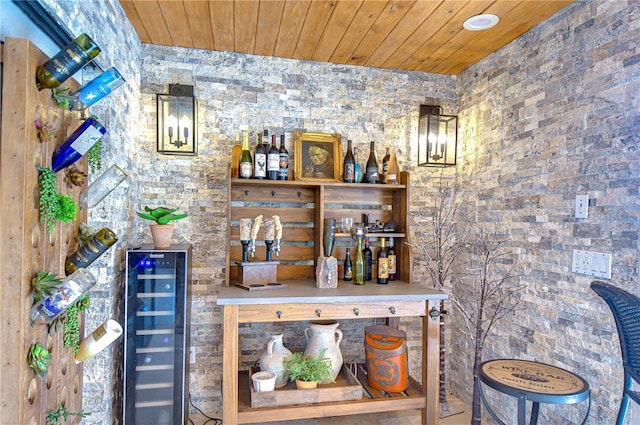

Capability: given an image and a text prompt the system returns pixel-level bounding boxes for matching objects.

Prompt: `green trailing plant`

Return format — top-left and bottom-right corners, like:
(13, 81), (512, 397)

(31, 272), (62, 304)
(283, 351), (334, 384)
(137, 206), (188, 225)
(63, 294), (90, 353)
(87, 114), (102, 173)
(27, 342), (51, 377)
(37, 167), (79, 233)
(46, 404), (91, 425)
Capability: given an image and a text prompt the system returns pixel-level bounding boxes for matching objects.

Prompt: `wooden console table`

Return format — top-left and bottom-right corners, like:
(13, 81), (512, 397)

(217, 280), (447, 425)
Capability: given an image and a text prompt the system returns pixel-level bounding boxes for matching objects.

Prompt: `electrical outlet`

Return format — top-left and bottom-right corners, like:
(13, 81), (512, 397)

(189, 347), (196, 364)
(575, 194), (589, 218)
(572, 249), (612, 279)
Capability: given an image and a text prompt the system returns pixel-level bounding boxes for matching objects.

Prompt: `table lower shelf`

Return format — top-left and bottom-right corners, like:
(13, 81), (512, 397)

(237, 364), (426, 424)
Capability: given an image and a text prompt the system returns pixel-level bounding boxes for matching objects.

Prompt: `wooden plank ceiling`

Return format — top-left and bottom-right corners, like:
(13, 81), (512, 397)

(120, 0), (574, 75)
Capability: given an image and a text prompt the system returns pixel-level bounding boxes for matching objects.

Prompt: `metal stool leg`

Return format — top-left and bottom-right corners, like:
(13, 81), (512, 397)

(529, 402), (540, 425)
(517, 394), (527, 425)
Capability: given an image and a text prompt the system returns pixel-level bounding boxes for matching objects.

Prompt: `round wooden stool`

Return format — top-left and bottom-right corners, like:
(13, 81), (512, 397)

(478, 359), (591, 425)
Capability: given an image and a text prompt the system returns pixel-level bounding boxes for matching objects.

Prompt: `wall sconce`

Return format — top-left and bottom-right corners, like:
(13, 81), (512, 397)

(418, 105), (458, 167)
(157, 84), (197, 155)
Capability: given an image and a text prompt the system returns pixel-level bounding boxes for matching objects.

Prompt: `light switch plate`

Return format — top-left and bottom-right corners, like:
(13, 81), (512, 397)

(572, 249), (611, 279)
(575, 195), (589, 218)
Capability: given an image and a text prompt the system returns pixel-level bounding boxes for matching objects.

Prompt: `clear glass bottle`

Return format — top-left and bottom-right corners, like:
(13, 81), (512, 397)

(30, 269), (96, 324)
(381, 146), (391, 183)
(239, 131), (253, 178)
(385, 148), (400, 184)
(354, 235), (365, 285)
(343, 139), (355, 183)
(51, 117), (107, 172)
(36, 33), (101, 90)
(66, 67), (125, 110)
(82, 163), (128, 208)
(365, 141), (379, 184)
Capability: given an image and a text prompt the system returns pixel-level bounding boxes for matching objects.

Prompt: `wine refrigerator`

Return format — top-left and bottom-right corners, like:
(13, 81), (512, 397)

(124, 244), (192, 425)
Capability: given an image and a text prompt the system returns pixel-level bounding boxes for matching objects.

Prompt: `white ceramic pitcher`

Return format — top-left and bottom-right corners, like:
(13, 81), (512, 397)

(259, 333), (292, 388)
(304, 320), (343, 383)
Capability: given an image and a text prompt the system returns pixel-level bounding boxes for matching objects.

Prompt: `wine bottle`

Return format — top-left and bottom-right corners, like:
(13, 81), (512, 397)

(262, 129), (270, 150)
(343, 248), (353, 281)
(254, 134), (267, 179)
(363, 237), (373, 281)
(267, 134), (279, 180)
(354, 147), (364, 183)
(387, 237), (397, 281)
(65, 227), (118, 275)
(239, 131), (253, 178)
(377, 238), (389, 284)
(343, 139), (355, 183)
(365, 141), (379, 184)
(75, 319), (123, 363)
(82, 163), (128, 208)
(278, 135), (289, 180)
(30, 269), (96, 324)
(385, 148), (400, 184)
(381, 146), (391, 183)
(35, 33), (101, 90)
(231, 133), (242, 178)
(66, 67), (125, 110)
(354, 235), (365, 285)
(51, 117), (107, 172)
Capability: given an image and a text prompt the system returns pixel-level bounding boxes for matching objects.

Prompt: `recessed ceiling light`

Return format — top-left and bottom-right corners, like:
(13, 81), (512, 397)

(463, 14), (499, 31)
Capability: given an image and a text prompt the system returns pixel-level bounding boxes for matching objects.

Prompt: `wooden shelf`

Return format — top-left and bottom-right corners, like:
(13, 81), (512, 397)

(237, 364), (426, 424)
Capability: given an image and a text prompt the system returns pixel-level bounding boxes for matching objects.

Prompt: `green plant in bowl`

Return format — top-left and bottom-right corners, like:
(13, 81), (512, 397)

(137, 206), (188, 225)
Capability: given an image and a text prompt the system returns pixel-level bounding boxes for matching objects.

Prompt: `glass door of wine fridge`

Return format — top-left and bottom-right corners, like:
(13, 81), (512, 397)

(124, 244), (191, 425)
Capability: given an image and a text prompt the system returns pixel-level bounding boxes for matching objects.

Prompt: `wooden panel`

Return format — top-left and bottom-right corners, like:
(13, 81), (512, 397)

(158, 1), (194, 47)
(293, 0), (336, 60)
(330, 0), (389, 63)
(234, 0), (260, 53)
(129, 0), (173, 46)
(311, 0), (363, 62)
(237, 300), (426, 322)
(120, 0), (151, 43)
(1, 38), (86, 425)
(230, 183), (316, 203)
(211, 0), (236, 51)
(273, 0), (311, 58)
(184, 1), (215, 50)
(254, 0), (285, 56)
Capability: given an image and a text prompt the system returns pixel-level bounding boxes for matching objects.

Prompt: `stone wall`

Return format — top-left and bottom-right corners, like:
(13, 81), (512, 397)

(137, 45), (456, 413)
(451, 1), (640, 423)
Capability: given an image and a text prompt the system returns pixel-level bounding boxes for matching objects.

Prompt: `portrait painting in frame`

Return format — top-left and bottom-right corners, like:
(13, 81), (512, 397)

(294, 131), (342, 182)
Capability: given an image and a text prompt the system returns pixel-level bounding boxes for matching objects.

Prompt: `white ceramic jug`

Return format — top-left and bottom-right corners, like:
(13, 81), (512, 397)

(259, 333), (292, 388)
(304, 320), (343, 383)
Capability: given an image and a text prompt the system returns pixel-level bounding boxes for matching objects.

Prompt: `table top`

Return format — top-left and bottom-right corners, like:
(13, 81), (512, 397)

(479, 359), (590, 403)
(217, 280), (448, 305)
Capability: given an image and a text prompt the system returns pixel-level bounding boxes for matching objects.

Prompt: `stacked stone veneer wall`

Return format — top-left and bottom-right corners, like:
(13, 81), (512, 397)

(136, 46), (456, 414)
(451, 1), (639, 424)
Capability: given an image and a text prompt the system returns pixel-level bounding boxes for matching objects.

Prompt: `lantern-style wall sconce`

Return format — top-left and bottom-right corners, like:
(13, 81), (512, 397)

(418, 105), (458, 167)
(157, 84), (197, 155)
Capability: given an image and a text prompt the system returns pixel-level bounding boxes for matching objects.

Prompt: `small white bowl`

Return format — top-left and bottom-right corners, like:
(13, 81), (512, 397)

(252, 371), (277, 392)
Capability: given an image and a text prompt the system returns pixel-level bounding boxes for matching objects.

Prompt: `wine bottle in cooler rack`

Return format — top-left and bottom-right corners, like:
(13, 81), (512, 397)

(377, 237), (389, 284)
(387, 237), (397, 281)
(365, 141), (379, 184)
(65, 227), (118, 275)
(35, 33), (101, 90)
(66, 67), (125, 110)
(239, 131), (253, 178)
(363, 237), (373, 281)
(51, 117), (107, 172)
(267, 134), (279, 180)
(30, 269), (97, 324)
(253, 135), (267, 179)
(343, 139), (355, 183)
(75, 319), (123, 363)
(278, 135), (289, 180)
(343, 248), (353, 281)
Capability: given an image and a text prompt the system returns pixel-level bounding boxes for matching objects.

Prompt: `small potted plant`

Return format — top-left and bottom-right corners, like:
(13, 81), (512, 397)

(137, 206), (188, 248)
(283, 351), (334, 389)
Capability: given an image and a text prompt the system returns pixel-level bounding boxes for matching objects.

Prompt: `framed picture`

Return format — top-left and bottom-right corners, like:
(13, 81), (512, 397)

(294, 131), (342, 182)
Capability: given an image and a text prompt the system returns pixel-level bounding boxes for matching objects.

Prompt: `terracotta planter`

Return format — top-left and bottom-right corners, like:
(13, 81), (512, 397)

(295, 379), (318, 390)
(150, 224), (174, 248)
